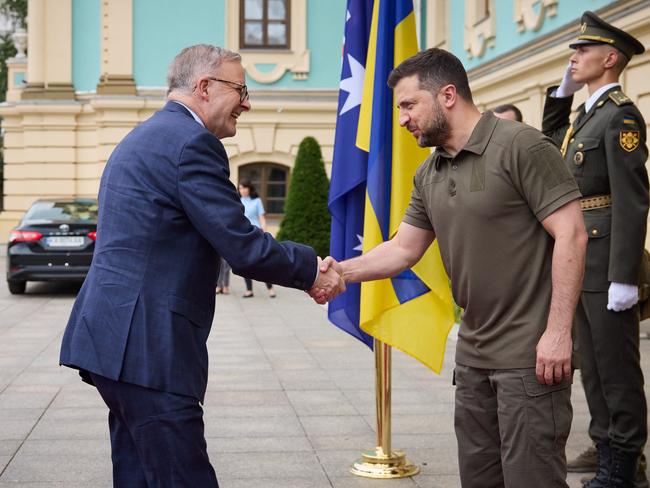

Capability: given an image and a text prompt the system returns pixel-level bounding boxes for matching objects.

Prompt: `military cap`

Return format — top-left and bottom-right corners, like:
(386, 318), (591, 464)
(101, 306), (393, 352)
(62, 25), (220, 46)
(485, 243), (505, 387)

(569, 11), (645, 59)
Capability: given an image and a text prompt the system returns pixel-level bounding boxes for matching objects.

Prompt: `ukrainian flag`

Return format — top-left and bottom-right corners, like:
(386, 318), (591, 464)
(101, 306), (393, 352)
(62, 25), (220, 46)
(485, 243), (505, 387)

(329, 0), (455, 372)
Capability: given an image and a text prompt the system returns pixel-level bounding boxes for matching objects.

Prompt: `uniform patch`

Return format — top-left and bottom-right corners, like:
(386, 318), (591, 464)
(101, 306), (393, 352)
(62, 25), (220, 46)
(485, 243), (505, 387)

(623, 118), (637, 125)
(529, 141), (573, 190)
(609, 91), (632, 106)
(620, 130), (640, 152)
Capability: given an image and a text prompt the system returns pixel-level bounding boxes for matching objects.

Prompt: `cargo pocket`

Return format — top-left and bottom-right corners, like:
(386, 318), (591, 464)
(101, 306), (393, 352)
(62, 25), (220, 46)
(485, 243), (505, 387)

(571, 137), (600, 176)
(582, 210), (612, 291)
(522, 374), (573, 460)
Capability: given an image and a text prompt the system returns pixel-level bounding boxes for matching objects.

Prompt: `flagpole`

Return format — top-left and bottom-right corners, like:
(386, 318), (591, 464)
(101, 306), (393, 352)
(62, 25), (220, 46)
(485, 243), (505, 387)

(350, 339), (419, 478)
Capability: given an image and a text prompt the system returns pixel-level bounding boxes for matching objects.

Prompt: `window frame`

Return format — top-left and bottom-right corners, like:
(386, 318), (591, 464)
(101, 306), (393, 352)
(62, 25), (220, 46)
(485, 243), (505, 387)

(239, 0), (291, 50)
(225, 0), (309, 84)
(238, 162), (290, 219)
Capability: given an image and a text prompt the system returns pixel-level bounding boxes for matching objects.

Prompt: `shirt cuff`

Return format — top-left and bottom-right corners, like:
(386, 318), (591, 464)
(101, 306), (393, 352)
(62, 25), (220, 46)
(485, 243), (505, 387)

(312, 261), (320, 288)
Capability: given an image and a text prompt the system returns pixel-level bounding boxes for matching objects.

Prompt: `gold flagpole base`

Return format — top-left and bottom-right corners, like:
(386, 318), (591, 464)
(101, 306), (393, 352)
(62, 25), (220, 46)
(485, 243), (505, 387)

(350, 448), (420, 479)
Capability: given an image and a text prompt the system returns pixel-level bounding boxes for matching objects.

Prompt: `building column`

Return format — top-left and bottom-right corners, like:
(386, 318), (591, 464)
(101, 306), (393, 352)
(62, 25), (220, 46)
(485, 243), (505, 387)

(22, 0), (74, 100)
(97, 0), (136, 95)
(21, 0), (44, 97)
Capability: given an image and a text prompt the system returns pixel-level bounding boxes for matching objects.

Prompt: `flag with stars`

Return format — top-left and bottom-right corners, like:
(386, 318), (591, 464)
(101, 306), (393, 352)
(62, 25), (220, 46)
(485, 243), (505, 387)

(328, 0), (455, 372)
(328, 0), (374, 348)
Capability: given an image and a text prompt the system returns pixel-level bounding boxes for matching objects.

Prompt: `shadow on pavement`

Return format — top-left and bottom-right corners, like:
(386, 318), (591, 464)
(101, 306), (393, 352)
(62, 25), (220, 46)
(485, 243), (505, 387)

(20, 281), (83, 297)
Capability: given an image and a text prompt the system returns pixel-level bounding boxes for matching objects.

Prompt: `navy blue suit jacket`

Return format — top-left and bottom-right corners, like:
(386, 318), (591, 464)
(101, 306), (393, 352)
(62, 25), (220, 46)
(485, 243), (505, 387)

(60, 101), (317, 401)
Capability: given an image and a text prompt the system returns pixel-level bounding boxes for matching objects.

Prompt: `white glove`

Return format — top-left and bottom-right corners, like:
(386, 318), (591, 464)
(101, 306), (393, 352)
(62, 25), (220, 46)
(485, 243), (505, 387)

(607, 282), (639, 312)
(555, 62), (585, 98)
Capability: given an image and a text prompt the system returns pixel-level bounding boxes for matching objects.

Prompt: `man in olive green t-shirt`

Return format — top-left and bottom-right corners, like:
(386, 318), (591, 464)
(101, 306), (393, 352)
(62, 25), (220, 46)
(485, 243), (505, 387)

(315, 48), (587, 487)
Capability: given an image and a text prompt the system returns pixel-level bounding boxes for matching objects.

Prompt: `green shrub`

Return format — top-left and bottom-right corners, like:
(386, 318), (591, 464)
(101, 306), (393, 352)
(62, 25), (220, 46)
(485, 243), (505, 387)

(276, 136), (331, 257)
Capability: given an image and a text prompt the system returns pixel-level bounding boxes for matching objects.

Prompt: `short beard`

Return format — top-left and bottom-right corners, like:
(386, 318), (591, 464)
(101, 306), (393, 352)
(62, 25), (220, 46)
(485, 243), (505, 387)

(417, 100), (451, 148)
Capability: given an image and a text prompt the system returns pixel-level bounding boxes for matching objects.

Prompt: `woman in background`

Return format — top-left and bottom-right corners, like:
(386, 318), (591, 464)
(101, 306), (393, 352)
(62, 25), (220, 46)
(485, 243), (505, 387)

(215, 257), (230, 295)
(238, 179), (276, 298)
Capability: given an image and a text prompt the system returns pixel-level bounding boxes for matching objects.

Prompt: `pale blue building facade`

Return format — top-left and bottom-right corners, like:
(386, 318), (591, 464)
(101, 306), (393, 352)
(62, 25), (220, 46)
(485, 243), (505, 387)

(1, 0), (648, 237)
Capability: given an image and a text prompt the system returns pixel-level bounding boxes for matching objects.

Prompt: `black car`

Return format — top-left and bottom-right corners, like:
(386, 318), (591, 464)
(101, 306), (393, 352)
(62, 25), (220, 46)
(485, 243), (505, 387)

(6, 198), (98, 294)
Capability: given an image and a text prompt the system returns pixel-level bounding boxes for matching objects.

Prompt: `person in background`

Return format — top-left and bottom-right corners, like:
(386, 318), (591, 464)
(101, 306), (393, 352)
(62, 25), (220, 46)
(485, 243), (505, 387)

(542, 11), (648, 488)
(216, 257), (230, 294)
(493, 103), (523, 122)
(239, 178), (276, 298)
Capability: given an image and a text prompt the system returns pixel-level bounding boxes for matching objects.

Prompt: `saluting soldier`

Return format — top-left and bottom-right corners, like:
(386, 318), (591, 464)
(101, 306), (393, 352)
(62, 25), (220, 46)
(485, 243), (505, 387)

(542, 11), (649, 488)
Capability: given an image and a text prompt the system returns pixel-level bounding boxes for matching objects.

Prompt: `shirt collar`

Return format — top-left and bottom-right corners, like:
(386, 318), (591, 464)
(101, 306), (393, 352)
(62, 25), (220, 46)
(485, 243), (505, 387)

(436, 111), (498, 160)
(585, 82), (620, 112)
(170, 100), (205, 127)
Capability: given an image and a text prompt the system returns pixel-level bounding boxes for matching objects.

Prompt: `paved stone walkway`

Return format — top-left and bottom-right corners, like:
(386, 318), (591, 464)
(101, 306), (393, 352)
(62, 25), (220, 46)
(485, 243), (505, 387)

(0, 248), (648, 487)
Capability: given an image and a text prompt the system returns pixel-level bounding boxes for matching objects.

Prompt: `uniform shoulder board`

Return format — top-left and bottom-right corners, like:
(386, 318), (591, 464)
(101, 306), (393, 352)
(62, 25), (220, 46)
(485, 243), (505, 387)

(609, 90), (633, 106)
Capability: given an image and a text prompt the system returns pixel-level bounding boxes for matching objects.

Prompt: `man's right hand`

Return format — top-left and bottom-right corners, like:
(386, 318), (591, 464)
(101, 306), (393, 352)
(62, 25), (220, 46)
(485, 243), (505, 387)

(319, 256), (342, 276)
(556, 62), (585, 98)
(308, 257), (346, 304)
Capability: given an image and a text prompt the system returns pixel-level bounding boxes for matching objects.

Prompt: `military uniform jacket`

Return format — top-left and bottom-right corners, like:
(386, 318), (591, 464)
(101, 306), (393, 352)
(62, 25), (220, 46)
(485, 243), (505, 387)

(542, 86), (649, 291)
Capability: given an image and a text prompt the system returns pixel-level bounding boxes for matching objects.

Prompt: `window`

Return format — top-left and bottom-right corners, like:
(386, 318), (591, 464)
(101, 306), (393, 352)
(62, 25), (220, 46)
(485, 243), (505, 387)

(239, 163), (289, 217)
(226, 0), (309, 83)
(240, 0), (290, 49)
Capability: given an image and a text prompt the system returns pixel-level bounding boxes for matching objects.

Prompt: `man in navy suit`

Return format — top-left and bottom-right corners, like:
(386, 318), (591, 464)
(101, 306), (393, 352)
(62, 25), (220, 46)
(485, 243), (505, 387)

(60, 44), (344, 487)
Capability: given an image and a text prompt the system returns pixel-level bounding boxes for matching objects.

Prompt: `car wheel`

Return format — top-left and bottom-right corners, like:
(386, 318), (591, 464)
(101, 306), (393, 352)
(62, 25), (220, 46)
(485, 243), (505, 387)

(7, 280), (26, 295)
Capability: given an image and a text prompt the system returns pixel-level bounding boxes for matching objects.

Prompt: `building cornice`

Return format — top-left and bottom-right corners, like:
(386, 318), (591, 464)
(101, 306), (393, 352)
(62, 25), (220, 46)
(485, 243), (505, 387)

(467, 0), (649, 81)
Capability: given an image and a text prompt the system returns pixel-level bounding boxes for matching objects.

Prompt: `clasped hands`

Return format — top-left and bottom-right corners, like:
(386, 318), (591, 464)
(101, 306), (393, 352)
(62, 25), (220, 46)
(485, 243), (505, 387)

(308, 257), (345, 305)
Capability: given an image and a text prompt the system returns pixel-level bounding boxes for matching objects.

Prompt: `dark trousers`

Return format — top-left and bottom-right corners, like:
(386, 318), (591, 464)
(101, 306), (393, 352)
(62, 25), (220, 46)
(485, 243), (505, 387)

(90, 373), (219, 488)
(575, 291), (647, 453)
(454, 365), (572, 488)
(244, 278), (272, 292)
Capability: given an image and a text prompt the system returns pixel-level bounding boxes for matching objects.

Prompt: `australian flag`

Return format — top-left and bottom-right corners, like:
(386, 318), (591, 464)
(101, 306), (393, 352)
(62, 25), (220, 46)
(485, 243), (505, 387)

(327, 0), (374, 348)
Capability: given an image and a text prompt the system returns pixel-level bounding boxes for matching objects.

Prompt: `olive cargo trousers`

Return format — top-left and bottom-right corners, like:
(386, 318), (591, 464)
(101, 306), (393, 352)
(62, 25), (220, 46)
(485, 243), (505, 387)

(454, 364), (572, 488)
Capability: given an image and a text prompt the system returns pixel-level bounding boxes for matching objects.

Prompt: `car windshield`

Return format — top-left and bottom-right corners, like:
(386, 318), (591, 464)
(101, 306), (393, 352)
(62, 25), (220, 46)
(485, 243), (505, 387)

(23, 201), (98, 223)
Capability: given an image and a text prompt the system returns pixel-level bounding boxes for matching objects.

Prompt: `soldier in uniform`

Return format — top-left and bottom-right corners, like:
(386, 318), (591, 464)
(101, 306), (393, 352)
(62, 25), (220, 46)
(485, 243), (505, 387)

(542, 11), (649, 488)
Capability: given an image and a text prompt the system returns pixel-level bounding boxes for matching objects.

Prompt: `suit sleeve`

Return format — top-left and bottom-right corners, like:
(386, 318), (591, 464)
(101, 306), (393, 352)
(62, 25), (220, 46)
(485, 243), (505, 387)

(541, 86), (574, 147)
(177, 131), (317, 290)
(605, 107), (650, 284)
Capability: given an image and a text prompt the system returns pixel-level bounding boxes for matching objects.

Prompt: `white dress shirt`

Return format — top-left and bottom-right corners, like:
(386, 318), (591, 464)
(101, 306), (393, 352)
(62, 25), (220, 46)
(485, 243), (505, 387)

(585, 82), (620, 113)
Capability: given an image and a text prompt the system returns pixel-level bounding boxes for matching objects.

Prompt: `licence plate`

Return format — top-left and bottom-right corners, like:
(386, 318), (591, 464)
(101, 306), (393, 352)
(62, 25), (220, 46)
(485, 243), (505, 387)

(46, 236), (85, 247)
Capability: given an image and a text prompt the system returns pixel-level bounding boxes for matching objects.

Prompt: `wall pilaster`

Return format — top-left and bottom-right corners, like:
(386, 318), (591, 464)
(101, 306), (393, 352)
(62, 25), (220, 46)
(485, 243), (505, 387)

(22, 0), (74, 100)
(97, 0), (136, 95)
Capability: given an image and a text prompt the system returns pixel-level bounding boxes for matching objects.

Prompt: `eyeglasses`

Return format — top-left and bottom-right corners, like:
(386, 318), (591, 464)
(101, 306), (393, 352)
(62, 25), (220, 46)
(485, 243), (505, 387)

(206, 76), (249, 103)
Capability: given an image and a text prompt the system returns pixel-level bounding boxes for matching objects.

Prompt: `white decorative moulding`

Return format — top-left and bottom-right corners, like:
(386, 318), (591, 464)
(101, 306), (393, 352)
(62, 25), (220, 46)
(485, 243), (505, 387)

(464, 0), (496, 59)
(514, 0), (558, 33)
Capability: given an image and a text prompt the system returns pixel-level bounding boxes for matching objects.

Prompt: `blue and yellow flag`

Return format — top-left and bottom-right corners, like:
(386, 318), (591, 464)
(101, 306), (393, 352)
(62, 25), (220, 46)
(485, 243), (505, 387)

(329, 0), (455, 372)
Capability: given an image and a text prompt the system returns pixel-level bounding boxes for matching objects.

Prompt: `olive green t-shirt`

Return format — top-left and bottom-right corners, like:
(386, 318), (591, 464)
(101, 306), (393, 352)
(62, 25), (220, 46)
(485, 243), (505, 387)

(403, 112), (581, 369)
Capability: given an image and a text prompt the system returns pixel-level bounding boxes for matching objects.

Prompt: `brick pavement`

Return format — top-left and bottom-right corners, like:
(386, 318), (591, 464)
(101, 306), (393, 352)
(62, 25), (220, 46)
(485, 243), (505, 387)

(0, 248), (648, 487)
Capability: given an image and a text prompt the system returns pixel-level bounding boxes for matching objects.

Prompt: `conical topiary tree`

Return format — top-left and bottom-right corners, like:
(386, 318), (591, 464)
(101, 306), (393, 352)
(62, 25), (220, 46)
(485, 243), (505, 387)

(276, 136), (331, 257)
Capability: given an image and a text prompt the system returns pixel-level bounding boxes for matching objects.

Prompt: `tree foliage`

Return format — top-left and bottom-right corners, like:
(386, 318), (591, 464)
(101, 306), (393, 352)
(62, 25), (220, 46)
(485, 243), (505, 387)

(276, 137), (331, 257)
(0, 32), (16, 103)
(0, 0), (27, 28)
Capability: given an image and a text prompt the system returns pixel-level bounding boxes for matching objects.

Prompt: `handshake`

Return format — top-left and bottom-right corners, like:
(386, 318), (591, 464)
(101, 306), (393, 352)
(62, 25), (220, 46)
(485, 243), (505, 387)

(308, 257), (346, 304)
